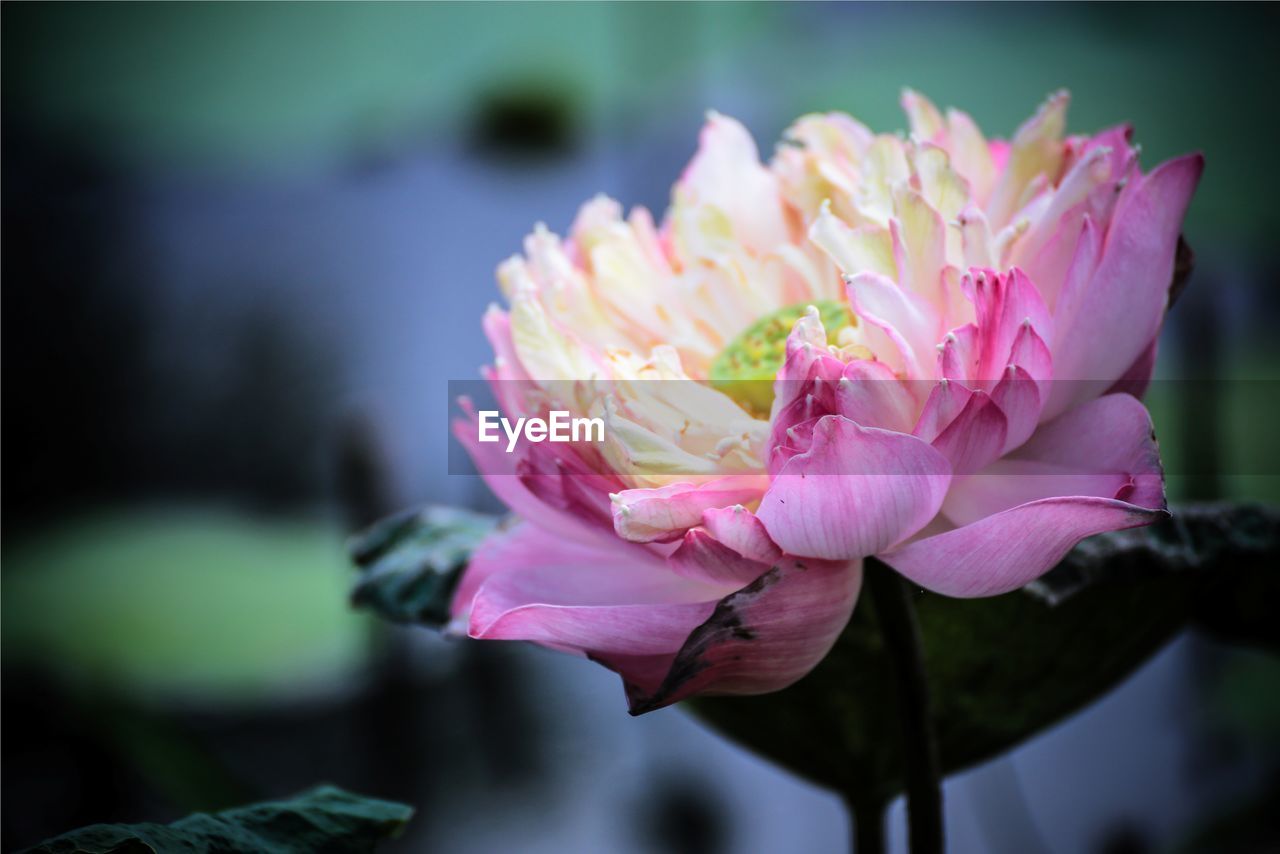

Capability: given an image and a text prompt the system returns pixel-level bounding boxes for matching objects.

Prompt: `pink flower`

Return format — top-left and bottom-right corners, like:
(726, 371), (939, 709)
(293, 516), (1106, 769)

(451, 91), (1202, 713)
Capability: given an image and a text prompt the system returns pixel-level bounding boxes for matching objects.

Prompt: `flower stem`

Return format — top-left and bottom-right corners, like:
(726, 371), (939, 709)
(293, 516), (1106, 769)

(865, 557), (944, 854)
(845, 794), (886, 854)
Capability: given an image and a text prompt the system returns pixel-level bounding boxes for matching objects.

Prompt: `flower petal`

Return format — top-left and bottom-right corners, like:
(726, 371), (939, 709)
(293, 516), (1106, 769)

(930, 389), (1008, 474)
(881, 392), (1167, 596)
(758, 415), (951, 560)
(612, 476), (769, 544)
(466, 524), (727, 654)
(613, 558), (863, 714)
(879, 496), (1166, 597)
(846, 270), (939, 380)
(453, 410), (618, 549)
(668, 528), (772, 587)
(1049, 154), (1203, 411)
(987, 90), (1070, 229)
(700, 505), (783, 564)
(836, 358), (918, 433)
(678, 112), (790, 252)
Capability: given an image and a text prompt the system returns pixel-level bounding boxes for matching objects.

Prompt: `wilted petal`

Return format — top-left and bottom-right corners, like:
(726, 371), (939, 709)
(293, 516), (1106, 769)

(613, 558), (862, 714)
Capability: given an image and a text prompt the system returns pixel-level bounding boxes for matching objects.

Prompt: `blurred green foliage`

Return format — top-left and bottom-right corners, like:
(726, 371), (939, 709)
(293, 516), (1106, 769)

(2, 510), (372, 705)
(3, 3), (1276, 251)
(23, 785), (412, 854)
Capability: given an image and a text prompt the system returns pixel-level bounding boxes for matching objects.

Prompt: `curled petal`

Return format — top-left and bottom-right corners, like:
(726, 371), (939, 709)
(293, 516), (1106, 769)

(669, 528), (772, 587)
(700, 504), (783, 564)
(462, 523), (727, 653)
(758, 415), (951, 560)
(610, 558), (863, 714)
(836, 359), (918, 433)
(612, 476), (768, 543)
(964, 392), (1165, 520)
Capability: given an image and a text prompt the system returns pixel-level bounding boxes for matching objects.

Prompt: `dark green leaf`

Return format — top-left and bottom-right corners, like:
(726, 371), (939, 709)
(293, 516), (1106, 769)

(688, 503), (1280, 802)
(348, 505), (497, 626)
(24, 785), (413, 854)
(347, 500), (1278, 804)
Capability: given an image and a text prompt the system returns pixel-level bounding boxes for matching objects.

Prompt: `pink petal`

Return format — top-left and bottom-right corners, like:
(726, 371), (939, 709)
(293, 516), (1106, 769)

(937, 324), (980, 383)
(965, 267), (1052, 384)
(930, 389), (1007, 475)
(944, 392), (1165, 526)
(758, 415), (951, 560)
(1106, 337), (1159, 400)
(771, 307), (844, 419)
(453, 412), (619, 549)
(879, 496), (1166, 597)
(700, 505), (783, 564)
(517, 439), (626, 531)
(836, 359), (919, 433)
(612, 476), (769, 544)
(881, 392), (1167, 597)
(668, 528), (772, 587)
(846, 271), (940, 380)
(990, 364), (1043, 454)
(1050, 154), (1203, 410)
(609, 558), (863, 714)
(914, 378), (973, 443)
(466, 524), (727, 655)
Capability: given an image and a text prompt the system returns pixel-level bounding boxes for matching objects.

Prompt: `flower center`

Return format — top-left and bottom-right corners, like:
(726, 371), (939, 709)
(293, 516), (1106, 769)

(709, 300), (853, 417)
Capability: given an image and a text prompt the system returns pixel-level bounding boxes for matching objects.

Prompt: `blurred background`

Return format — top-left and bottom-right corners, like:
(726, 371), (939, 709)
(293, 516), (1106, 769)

(3, 3), (1279, 852)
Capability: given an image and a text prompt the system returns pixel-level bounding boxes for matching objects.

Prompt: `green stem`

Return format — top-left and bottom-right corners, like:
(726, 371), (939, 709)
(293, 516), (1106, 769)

(865, 558), (944, 854)
(846, 795), (887, 854)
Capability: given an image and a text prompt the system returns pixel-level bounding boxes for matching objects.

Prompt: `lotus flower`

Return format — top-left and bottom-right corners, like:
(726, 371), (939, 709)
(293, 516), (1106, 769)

(451, 90), (1202, 713)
